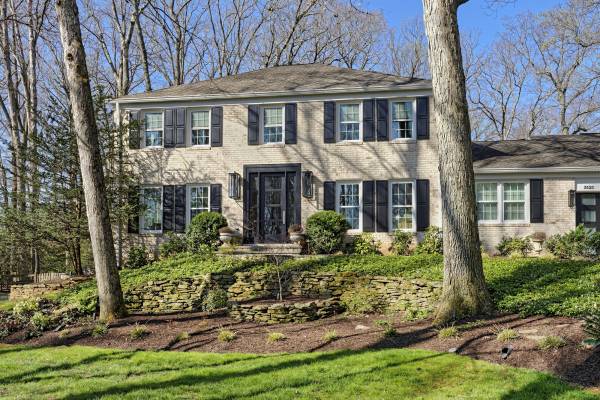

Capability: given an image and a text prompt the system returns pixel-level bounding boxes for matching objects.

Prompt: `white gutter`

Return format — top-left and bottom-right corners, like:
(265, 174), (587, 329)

(475, 166), (600, 174)
(111, 83), (432, 105)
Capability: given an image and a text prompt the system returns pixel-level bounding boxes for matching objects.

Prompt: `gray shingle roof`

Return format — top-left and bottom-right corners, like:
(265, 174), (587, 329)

(472, 134), (600, 170)
(116, 64), (431, 102)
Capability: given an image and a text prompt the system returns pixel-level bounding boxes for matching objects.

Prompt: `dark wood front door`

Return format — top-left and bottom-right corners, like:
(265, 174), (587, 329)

(576, 193), (600, 232)
(261, 173), (286, 242)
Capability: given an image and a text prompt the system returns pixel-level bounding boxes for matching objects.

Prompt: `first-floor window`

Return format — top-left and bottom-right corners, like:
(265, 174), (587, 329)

(191, 110), (210, 146)
(391, 182), (413, 230)
(476, 181), (527, 223)
(189, 185), (209, 220)
(144, 112), (163, 147)
(140, 187), (162, 232)
(338, 182), (360, 230)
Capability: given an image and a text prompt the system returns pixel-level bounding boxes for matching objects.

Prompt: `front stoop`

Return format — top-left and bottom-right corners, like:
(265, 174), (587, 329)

(218, 243), (303, 256)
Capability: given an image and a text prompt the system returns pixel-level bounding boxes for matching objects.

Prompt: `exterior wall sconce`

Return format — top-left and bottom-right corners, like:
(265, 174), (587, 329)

(568, 190), (576, 208)
(228, 172), (241, 199)
(302, 171), (313, 198)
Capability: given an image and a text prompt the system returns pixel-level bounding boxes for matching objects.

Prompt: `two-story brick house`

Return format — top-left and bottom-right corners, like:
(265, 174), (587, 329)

(113, 64), (600, 254)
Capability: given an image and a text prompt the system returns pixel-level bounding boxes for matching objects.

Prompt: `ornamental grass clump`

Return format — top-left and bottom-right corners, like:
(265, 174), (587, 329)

(537, 336), (567, 350)
(437, 326), (460, 339)
(91, 323), (108, 338)
(267, 332), (286, 342)
(322, 330), (338, 342)
(129, 324), (150, 340)
(496, 328), (520, 342)
(218, 329), (236, 342)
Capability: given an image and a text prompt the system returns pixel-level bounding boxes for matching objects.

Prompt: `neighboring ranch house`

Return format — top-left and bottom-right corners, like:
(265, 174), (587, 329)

(113, 64), (600, 254)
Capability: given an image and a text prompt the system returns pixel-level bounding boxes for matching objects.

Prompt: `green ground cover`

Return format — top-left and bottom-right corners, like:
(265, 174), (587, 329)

(55, 254), (600, 317)
(0, 345), (596, 400)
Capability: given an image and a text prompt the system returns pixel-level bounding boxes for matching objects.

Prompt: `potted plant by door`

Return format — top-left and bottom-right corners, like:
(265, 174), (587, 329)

(288, 224), (305, 244)
(219, 226), (242, 245)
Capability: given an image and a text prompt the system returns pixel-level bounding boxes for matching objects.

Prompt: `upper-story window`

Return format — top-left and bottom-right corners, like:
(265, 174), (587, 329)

(391, 101), (414, 140)
(140, 186), (162, 233)
(144, 112), (163, 147)
(476, 181), (528, 223)
(338, 103), (361, 141)
(337, 182), (361, 230)
(262, 106), (284, 144)
(191, 110), (210, 146)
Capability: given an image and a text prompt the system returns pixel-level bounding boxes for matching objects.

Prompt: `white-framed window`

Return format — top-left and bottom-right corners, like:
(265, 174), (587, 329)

(476, 181), (528, 223)
(144, 112), (163, 147)
(390, 100), (415, 140)
(187, 184), (210, 223)
(261, 105), (284, 144)
(191, 110), (210, 146)
(140, 186), (162, 233)
(390, 181), (415, 231)
(338, 102), (361, 141)
(337, 182), (361, 230)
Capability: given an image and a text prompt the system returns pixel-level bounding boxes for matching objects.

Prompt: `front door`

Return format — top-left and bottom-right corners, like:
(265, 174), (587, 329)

(576, 193), (600, 232)
(261, 173), (287, 242)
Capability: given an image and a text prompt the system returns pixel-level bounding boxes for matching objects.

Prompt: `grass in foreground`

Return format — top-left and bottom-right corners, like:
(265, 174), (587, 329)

(0, 345), (596, 400)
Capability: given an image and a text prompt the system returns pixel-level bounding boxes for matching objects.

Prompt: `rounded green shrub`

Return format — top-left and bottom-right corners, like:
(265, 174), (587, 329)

(203, 288), (229, 311)
(496, 236), (533, 257)
(415, 226), (443, 255)
(30, 312), (51, 331)
(159, 232), (187, 258)
(124, 245), (149, 269)
(340, 287), (384, 314)
(546, 225), (597, 259)
(351, 233), (381, 255)
(391, 230), (413, 255)
(186, 212), (228, 252)
(305, 211), (349, 254)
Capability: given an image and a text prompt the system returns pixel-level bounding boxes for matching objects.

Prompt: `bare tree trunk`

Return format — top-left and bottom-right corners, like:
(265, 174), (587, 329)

(56, 0), (125, 321)
(134, 0), (152, 91)
(422, 0), (492, 324)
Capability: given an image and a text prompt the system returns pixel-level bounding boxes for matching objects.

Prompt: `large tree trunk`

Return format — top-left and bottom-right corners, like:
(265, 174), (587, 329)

(56, 0), (125, 321)
(422, 0), (492, 324)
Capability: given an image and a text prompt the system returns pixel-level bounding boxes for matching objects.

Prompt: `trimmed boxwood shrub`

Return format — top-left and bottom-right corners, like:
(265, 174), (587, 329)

(186, 212), (228, 252)
(305, 211), (349, 254)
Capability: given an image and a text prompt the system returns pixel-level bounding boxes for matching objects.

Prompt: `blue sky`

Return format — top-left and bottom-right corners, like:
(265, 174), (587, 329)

(366, 0), (564, 46)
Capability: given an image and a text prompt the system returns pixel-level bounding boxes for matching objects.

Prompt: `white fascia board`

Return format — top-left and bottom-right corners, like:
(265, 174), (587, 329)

(475, 166), (600, 174)
(111, 85), (433, 107)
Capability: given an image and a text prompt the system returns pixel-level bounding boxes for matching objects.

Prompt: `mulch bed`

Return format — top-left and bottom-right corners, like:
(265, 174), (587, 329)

(2, 309), (599, 389)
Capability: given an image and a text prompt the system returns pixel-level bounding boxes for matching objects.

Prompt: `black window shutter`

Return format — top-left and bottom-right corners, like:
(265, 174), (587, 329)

(127, 185), (140, 233)
(324, 101), (336, 143)
(376, 99), (388, 141)
(175, 108), (186, 147)
(416, 179), (430, 231)
(416, 97), (429, 140)
(363, 99), (375, 142)
(323, 181), (336, 211)
(363, 181), (375, 232)
(128, 111), (140, 149)
(376, 180), (388, 232)
(285, 103), (297, 144)
(174, 185), (186, 232)
(211, 106), (223, 147)
(248, 105), (259, 145)
(210, 184), (222, 213)
(164, 109), (175, 148)
(163, 185), (175, 231)
(530, 179), (544, 223)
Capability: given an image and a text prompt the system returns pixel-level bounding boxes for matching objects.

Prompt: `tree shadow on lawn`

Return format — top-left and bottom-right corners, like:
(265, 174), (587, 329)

(500, 373), (599, 400)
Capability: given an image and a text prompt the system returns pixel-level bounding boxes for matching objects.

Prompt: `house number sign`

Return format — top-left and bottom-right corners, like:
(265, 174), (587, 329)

(577, 182), (600, 192)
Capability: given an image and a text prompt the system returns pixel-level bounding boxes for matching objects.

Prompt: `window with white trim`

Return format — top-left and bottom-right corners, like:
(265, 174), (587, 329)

(188, 185), (209, 221)
(191, 110), (210, 146)
(391, 101), (414, 139)
(476, 181), (527, 223)
(337, 182), (360, 230)
(390, 182), (414, 230)
(338, 103), (361, 141)
(262, 106), (284, 144)
(144, 112), (163, 147)
(140, 187), (162, 233)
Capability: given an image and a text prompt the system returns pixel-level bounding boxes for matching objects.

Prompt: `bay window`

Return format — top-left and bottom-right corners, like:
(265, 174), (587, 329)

(337, 182), (360, 230)
(191, 110), (210, 146)
(338, 103), (361, 141)
(144, 112), (163, 147)
(476, 181), (527, 223)
(140, 187), (162, 233)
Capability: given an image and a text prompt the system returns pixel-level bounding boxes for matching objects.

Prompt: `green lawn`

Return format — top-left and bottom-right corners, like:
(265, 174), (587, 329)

(0, 345), (596, 400)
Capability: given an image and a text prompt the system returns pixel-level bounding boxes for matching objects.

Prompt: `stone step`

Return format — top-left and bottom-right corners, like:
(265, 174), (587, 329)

(218, 243), (303, 256)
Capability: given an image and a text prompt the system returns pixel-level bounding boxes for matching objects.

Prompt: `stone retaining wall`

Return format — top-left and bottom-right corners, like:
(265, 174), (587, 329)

(229, 298), (343, 324)
(9, 278), (89, 301)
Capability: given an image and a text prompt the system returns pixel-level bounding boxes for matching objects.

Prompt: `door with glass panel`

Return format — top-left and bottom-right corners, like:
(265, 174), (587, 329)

(576, 193), (600, 232)
(260, 173), (287, 243)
